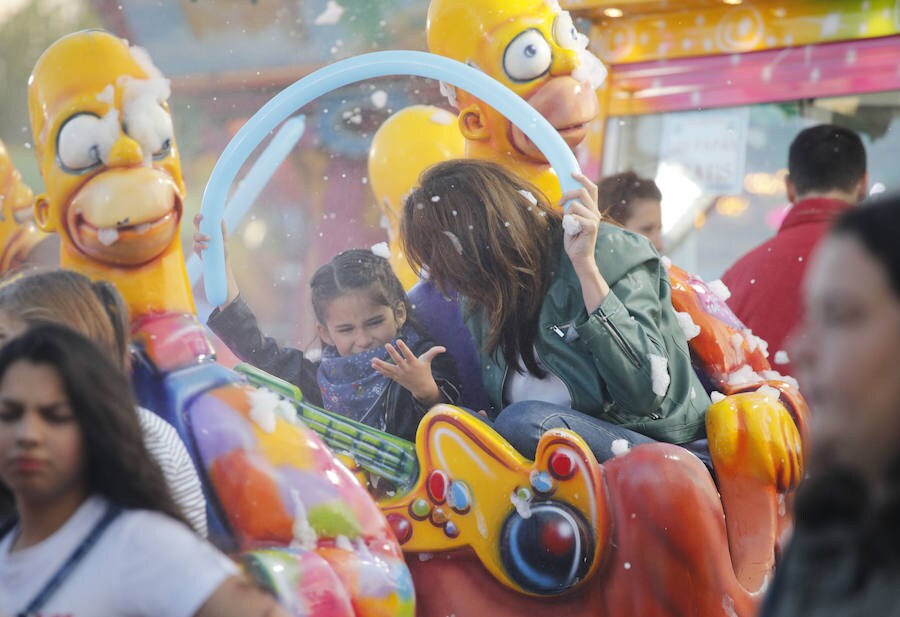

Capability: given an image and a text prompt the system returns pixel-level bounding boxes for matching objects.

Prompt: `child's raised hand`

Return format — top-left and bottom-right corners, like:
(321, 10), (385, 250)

(192, 214), (229, 258)
(192, 213), (240, 308)
(371, 340), (446, 407)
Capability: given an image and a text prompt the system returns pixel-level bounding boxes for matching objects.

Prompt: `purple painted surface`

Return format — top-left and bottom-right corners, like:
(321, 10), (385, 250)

(409, 280), (491, 412)
(190, 392), (258, 466)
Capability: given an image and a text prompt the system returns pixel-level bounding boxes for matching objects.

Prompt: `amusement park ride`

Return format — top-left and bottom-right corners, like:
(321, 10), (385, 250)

(5, 0), (863, 614)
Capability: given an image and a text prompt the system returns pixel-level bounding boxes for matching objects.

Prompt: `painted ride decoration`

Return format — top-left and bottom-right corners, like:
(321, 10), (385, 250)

(426, 0), (608, 205)
(0, 140), (47, 274)
(366, 104), (464, 290)
(196, 11), (807, 614)
(26, 30), (414, 617)
(22, 5), (811, 616)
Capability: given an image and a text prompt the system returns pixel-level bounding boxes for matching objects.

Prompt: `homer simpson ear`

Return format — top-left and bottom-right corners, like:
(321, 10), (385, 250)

(34, 194), (56, 232)
(458, 104), (491, 142)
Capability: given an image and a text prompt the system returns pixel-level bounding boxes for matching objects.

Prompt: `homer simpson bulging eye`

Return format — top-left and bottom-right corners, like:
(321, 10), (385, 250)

(121, 75), (175, 162)
(124, 103), (174, 161)
(503, 29), (552, 82)
(553, 12), (589, 50)
(56, 113), (106, 173)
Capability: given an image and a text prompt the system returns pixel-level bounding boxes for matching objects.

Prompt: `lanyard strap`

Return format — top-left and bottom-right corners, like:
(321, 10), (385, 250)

(17, 504), (122, 617)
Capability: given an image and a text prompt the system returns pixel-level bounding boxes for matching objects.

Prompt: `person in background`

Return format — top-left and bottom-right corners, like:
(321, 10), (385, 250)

(722, 125), (867, 375)
(0, 269), (207, 536)
(0, 325), (291, 617)
(760, 195), (900, 616)
(597, 171), (664, 253)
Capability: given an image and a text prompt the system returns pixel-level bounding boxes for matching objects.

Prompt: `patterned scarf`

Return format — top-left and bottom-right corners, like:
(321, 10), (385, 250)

(317, 323), (421, 430)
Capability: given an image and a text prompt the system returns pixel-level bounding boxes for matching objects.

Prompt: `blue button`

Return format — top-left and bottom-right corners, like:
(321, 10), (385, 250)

(530, 470), (555, 494)
(444, 520), (460, 538)
(448, 481), (472, 513)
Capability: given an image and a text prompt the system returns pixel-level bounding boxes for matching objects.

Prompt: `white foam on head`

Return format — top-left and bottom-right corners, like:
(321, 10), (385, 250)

(128, 44), (164, 79)
(572, 49), (609, 90)
(774, 350), (790, 365)
(96, 109), (121, 165)
(96, 84), (115, 104)
(120, 75), (173, 166)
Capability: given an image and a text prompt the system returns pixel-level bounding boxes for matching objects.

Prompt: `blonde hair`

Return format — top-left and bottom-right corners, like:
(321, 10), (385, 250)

(0, 268), (130, 370)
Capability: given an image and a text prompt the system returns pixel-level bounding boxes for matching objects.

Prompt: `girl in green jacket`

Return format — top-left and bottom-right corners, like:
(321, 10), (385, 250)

(401, 159), (710, 462)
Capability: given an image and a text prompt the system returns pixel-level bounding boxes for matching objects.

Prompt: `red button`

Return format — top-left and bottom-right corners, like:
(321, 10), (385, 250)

(427, 470), (449, 504)
(387, 513), (412, 544)
(549, 450), (577, 480)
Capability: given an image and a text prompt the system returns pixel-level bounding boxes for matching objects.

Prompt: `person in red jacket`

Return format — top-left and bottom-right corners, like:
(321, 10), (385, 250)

(721, 124), (867, 377)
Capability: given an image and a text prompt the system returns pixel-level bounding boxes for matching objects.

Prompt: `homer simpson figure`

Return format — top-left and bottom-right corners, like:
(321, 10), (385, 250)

(427, 0), (607, 203)
(0, 139), (48, 273)
(28, 30), (193, 319)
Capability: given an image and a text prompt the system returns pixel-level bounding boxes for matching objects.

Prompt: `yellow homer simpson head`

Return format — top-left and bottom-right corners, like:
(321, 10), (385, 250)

(0, 140), (47, 273)
(427, 0), (606, 165)
(28, 30), (186, 268)
(368, 105), (465, 289)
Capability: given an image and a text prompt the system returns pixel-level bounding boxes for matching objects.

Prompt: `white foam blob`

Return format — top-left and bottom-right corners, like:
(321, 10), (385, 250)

(370, 241), (390, 259)
(314, 0), (345, 25)
(562, 213), (582, 236)
(649, 354), (670, 397)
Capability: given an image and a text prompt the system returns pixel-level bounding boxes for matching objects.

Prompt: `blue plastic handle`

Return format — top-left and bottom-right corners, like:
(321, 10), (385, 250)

(199, 50), (582, 306)
(188, 115), (305, 286)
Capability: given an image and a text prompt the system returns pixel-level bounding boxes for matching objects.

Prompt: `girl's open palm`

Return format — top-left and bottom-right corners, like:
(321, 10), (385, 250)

(371, 340), (445, 407)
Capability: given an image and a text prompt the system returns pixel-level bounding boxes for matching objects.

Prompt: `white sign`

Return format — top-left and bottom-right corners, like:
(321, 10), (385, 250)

(658, 107), (749, 196)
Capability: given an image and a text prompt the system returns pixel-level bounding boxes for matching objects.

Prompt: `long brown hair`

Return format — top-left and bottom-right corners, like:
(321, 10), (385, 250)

(0, 324), (187, 525)
(402, 159), (561, 376)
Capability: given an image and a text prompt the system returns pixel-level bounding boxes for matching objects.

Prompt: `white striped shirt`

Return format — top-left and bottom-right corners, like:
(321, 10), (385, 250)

(136, 407), (208, 537)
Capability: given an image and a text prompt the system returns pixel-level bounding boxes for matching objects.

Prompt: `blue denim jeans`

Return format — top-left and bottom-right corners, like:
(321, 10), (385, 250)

(493, 401), (658, 463)
(493, 400), (714, 470)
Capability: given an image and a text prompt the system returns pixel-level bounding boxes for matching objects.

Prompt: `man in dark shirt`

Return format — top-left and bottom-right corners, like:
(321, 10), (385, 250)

(721, 125), (867, 376)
